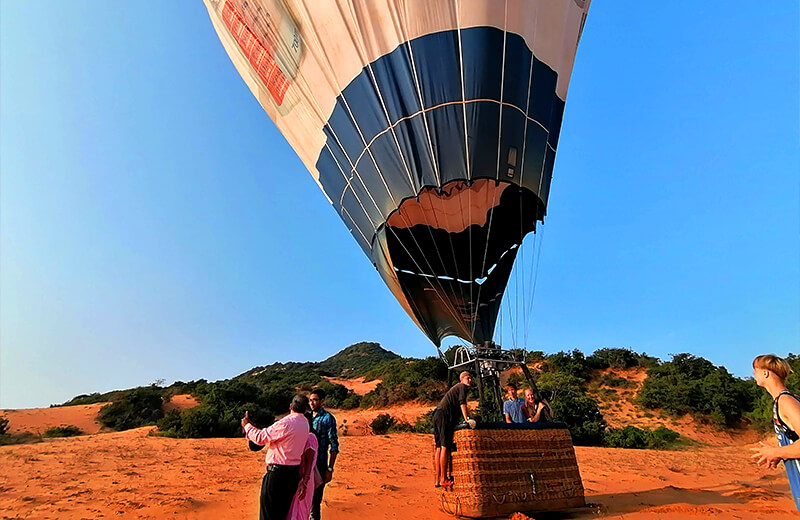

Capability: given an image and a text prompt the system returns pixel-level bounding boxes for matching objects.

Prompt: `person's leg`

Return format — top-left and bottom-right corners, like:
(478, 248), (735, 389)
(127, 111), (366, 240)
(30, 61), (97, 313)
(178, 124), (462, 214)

(443, 426), (455, 483)
(264, 468), (300, 520)
(437, 446), (449, 485)
(310, 481), (326, 520)
(433, 446), (441, 486)
(259, 473), (271, 520)
(432, 409), (448, 486)
(447, 443), (453, 480)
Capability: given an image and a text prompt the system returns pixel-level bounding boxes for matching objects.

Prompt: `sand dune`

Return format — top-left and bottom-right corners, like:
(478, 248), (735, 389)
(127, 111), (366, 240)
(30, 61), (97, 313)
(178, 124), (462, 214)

(1, 399), (796, 519)
(2, 403), (109, 436)
(1, 416), (797, 519)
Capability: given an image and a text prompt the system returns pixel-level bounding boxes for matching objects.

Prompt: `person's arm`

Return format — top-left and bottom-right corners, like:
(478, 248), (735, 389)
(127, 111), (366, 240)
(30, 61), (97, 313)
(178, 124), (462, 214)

(327, 415), (339, 469)
(296, 444), (316, 500)
(328, 451), (338, 470)
(322, 415), (339, 483)
(751, 394), (800, 464)
(530, 403), (543, 422)
(504, 413), (512, 423)
(242, 415), (286, 446)
(460, 403), (469, 422)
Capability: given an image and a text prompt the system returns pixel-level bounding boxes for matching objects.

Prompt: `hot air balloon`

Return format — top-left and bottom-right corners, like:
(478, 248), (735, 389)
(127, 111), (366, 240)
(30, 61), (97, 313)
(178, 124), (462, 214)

(205, 1), (590, 516)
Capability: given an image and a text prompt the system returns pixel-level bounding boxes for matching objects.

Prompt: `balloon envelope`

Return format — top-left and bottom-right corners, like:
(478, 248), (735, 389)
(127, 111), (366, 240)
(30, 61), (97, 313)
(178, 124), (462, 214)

(204, 0), (590, 346)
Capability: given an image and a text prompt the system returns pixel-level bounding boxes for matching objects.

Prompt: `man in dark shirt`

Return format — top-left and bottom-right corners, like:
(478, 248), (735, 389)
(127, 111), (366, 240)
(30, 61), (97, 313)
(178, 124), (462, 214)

(432, 371), (476, 487)
(309, 388), (339, 520)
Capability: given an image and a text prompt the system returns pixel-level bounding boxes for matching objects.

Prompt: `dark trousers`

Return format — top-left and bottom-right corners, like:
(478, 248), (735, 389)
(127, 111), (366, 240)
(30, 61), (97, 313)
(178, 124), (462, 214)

(259, 465), (300, 520)
(310, 481), (326, 520)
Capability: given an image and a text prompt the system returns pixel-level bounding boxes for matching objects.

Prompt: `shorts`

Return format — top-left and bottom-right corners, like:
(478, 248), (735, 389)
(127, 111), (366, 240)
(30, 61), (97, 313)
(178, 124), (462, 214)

(433, 408), (456, 450)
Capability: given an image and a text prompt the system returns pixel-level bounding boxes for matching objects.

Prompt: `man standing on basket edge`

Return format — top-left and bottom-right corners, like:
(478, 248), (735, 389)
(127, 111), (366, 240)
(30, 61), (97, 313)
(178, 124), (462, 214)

(310, 388), (339, 520)
(433, 371), (476, 488)
(242, 394), (310, 520)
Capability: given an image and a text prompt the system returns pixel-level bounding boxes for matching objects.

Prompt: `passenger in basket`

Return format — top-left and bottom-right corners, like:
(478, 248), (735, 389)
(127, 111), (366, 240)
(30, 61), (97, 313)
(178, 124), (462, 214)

(432, 371), (476, 488)
(522, 388), (552, 423)
(503, 382), (526, 423)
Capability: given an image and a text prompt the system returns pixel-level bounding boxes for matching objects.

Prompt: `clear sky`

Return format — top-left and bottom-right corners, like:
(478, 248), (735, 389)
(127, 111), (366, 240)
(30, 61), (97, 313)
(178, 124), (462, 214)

(1, 2), (798, 409)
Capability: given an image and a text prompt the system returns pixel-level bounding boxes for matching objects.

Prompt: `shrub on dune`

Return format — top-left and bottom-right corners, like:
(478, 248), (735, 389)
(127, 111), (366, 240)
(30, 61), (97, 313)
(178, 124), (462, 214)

(42, 425), (83, 438)
(98, 386), (164, 431)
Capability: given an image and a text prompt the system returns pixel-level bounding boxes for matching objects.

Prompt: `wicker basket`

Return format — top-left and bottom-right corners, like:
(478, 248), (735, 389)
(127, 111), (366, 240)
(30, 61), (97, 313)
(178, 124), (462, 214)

(439, 423), (585, 518)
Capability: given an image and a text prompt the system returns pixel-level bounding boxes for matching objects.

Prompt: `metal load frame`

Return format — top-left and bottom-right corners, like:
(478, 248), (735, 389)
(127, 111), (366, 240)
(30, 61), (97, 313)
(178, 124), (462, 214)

(438, 341), (538, 417)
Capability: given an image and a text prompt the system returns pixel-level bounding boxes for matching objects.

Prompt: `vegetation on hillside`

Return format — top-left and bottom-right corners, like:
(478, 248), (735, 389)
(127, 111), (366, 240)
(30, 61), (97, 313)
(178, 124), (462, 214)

(318, 342), (401, 377)
(239, 342), (400, 380)
(98, 386), (165, 430)
(54, 342), (792, 447)
(637, 353), (757, 427)
(604, 425), (684, 450)
(360, 356), (449, 408)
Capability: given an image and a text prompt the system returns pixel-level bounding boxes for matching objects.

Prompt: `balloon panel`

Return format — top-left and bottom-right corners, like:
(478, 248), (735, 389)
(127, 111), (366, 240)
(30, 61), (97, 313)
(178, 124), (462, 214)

(204, 0), (591, 345)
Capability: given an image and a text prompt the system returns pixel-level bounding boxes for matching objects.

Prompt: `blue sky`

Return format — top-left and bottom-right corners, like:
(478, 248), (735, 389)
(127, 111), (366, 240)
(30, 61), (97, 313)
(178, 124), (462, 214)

(1, 2), (797, 409)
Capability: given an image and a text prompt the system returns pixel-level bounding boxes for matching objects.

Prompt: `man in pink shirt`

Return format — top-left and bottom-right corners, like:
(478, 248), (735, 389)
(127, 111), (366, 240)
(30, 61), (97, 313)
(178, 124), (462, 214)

(242, 394), (310, 520)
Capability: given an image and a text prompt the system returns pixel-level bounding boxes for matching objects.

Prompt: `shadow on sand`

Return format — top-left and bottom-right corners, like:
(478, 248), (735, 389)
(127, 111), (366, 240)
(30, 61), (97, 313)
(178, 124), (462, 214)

(521, 485), (746, 519)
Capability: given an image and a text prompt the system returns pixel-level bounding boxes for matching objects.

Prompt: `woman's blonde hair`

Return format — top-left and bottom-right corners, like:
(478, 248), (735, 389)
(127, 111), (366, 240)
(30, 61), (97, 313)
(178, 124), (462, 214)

(753, 354), (792, 381)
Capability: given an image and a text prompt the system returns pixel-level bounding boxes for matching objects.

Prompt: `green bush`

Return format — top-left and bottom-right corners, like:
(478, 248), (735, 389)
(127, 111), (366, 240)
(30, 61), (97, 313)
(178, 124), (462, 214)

(505, 372), (529, 389)
(588, 348), (660, 370)
(157, 410), (183, 434)
(0, 432), (41, 446)
(595, 388), (619, 401)
(638, 353), (755, 426)
(598, 373), (635, 388)
(388, 421), (414, 433)
(647, 426), (681, 449)
(746, 391), (776, 432)
(604, 425), (682, 450)
(550, 392), (606, 446)
(58, 391), (128, 407)
(98, 386), (164, 431)
(543, 350), (593, 382)
(413, 409), (436, 434)
(339, 394), (362, 410)
(536, 372), (585, 401)
(361, 357), (447, 407)
(42, 425), (83, 438)
(525, 351), (546, 364)
(157, 393), (275, 439)
(370, 413), (396, 435)
(604, 426), (649, 449)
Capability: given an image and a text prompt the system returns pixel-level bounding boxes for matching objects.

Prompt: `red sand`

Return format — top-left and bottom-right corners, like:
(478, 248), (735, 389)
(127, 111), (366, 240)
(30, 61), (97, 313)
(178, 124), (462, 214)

(163, 394), (200, 413)
(2, 403), (110, 435)
(1, 404), (798, 519)
(323, 377), (381, 396)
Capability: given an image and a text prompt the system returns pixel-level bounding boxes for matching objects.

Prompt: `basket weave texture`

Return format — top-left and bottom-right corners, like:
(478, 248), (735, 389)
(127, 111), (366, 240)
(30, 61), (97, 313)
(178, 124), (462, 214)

(439, 426), (584, 518)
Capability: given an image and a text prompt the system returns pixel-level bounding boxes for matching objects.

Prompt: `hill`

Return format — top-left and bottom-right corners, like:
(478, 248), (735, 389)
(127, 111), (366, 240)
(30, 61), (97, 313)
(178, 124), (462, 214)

(318, 341), (401, 377)
(237, 341), (400, 379)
